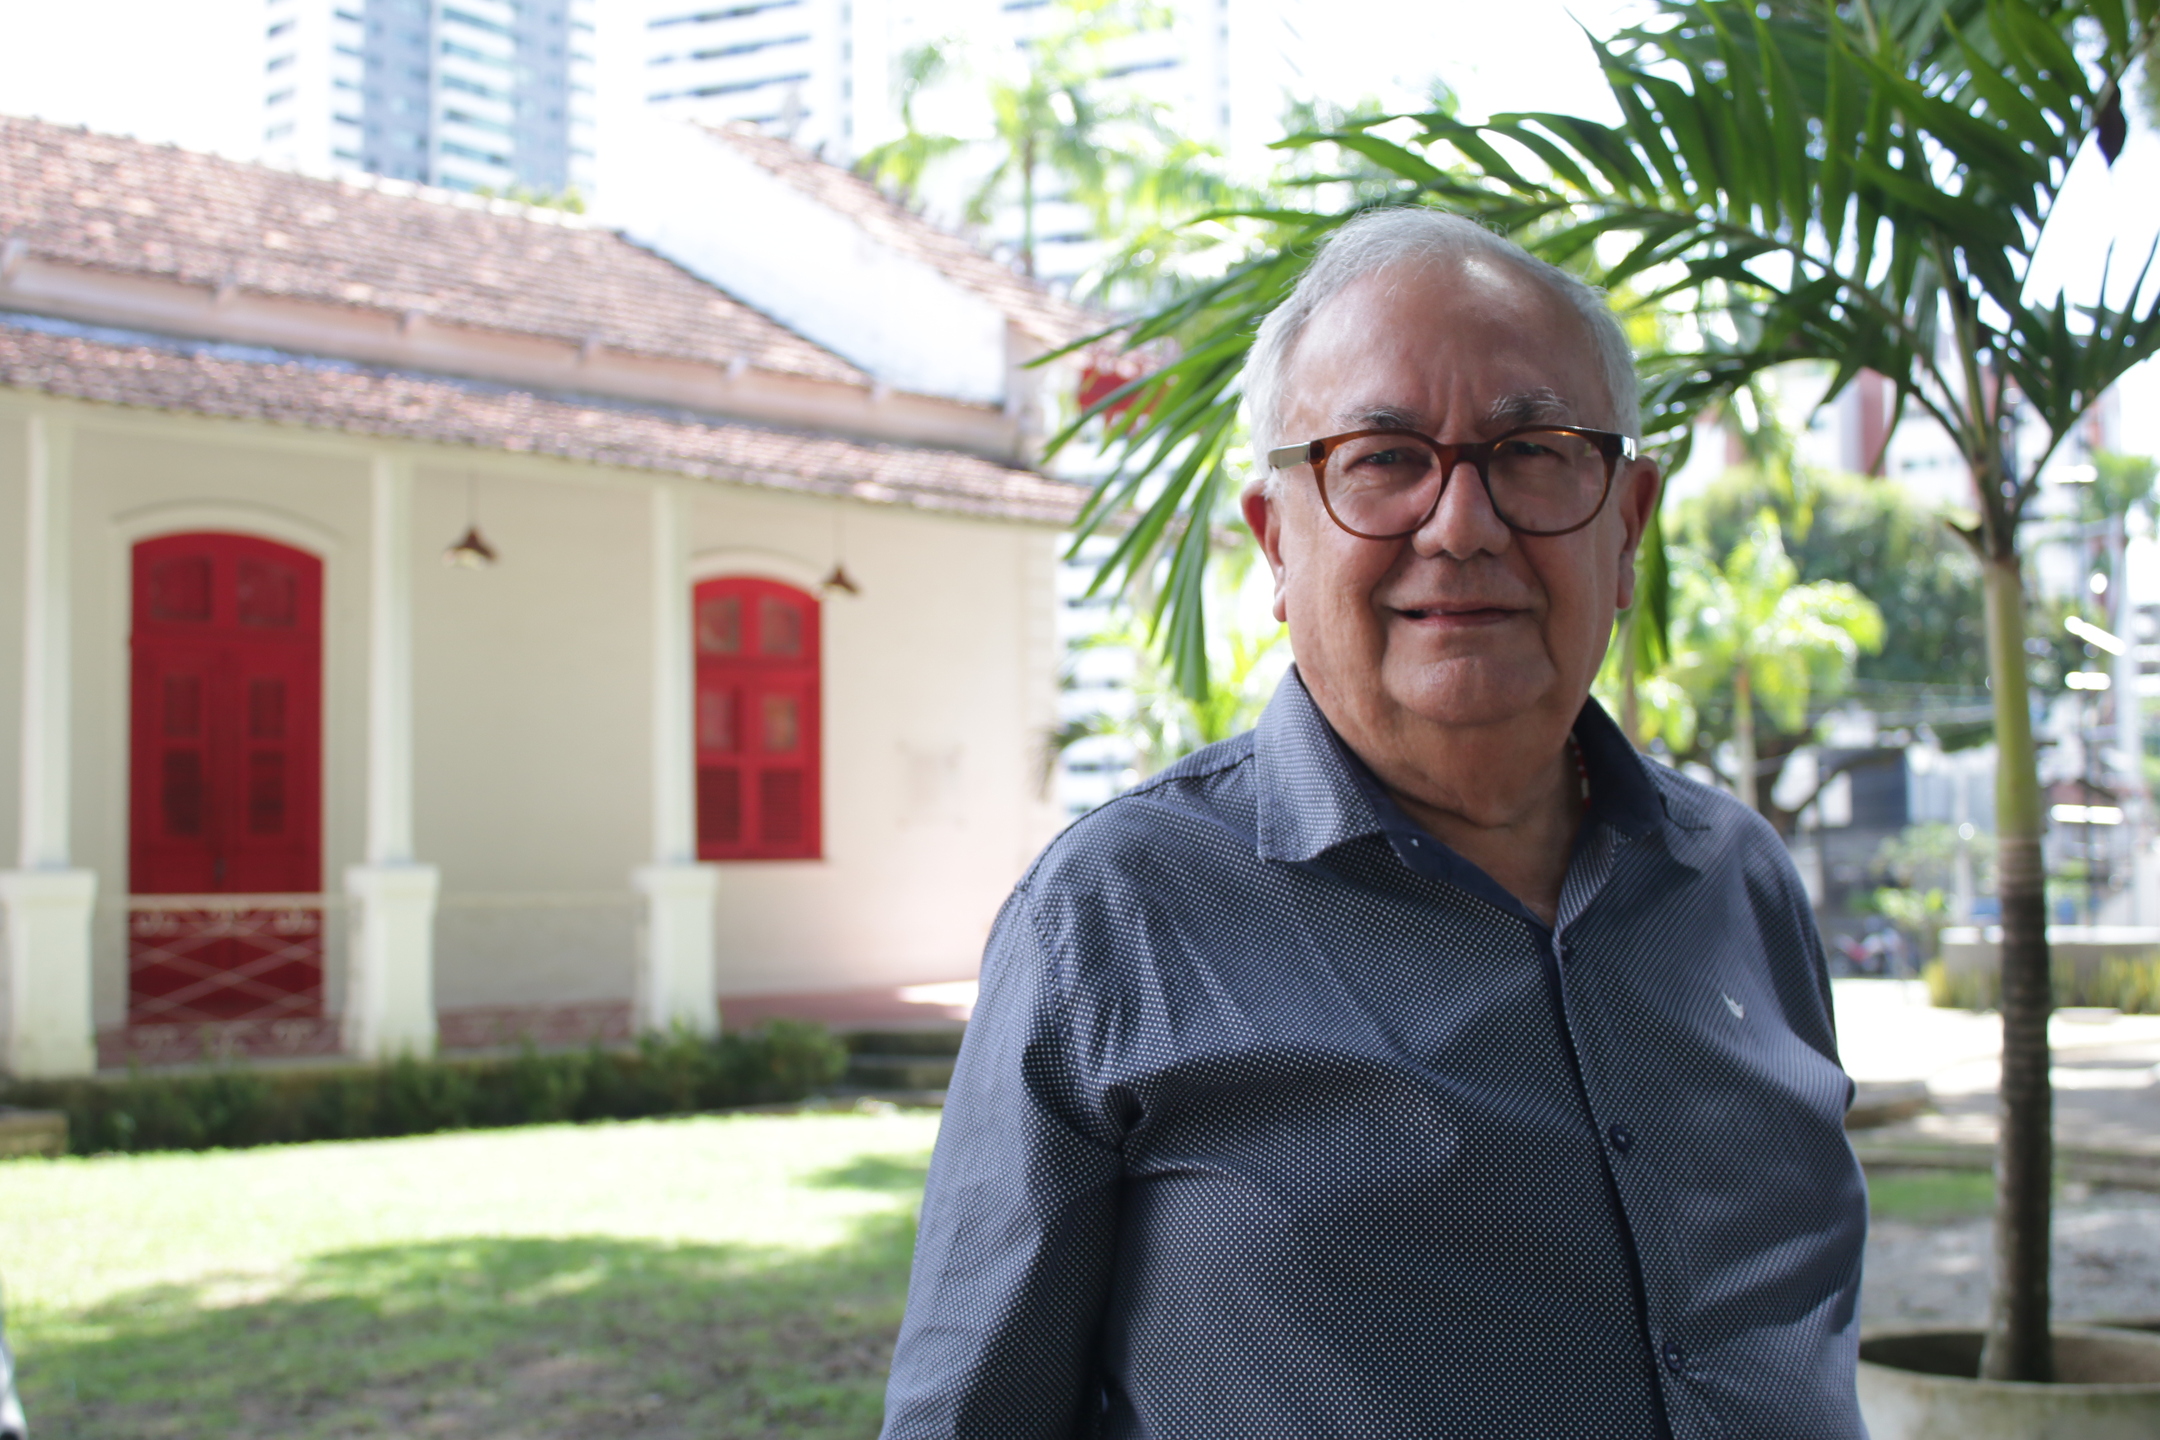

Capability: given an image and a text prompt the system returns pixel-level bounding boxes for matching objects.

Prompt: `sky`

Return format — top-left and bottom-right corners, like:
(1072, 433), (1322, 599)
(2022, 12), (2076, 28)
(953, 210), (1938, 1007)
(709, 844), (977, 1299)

(0, 0), (1648, 150)
(2, 0), (2157, 453)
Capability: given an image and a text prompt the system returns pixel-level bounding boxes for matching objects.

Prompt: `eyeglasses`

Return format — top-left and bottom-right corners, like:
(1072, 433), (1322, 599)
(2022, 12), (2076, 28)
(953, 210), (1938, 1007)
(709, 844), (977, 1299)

(1266, 424), (1638, 539)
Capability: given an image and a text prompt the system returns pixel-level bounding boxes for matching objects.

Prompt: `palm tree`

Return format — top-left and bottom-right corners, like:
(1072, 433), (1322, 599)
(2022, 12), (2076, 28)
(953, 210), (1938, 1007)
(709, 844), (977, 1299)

(855, 0), (1168, 279)
(854, 43), (966, 208)
(1058, 0), (2160, 1382)
(1658, 516), (1884, 810)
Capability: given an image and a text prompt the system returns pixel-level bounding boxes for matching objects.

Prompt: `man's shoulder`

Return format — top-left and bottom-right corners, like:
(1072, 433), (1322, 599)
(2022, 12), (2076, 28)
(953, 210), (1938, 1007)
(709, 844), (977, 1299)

(1020, 732), (1262, 898)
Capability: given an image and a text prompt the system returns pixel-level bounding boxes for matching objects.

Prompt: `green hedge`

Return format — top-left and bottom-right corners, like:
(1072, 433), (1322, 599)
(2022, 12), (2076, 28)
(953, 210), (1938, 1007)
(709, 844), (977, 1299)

(1923, 954), (2160, 1014)
(0, 1021), (847, 1156)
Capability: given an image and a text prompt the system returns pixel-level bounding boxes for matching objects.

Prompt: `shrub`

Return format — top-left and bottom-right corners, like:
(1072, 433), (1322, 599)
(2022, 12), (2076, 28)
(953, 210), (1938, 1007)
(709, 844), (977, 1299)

(0, 1022), (848, 1156)
(1922, 954), (2160, 1015)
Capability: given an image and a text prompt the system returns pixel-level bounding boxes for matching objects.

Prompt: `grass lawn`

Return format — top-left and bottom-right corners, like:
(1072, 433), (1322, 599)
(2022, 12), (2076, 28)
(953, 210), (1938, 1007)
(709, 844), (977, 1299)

(0, 1104), (942, 1440)
(1866, 1167), (1999, 1224)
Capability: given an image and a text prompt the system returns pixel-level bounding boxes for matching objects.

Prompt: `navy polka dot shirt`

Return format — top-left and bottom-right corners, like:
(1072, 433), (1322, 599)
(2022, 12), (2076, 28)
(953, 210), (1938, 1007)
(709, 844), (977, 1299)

(882, 670), (1867, 1439)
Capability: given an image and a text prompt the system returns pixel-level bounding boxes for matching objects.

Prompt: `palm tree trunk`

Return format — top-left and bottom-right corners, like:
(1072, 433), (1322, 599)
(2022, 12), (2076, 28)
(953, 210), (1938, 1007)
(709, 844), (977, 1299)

(1977, 548), (2054, 1383)
(1020, 134), (1037, 278)
(1734, 668), (1758, 811)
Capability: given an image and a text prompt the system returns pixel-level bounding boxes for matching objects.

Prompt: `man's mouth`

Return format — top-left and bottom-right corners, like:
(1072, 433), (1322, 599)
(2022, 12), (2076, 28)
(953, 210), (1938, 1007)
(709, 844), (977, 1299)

(1393, 603), (1522, 624)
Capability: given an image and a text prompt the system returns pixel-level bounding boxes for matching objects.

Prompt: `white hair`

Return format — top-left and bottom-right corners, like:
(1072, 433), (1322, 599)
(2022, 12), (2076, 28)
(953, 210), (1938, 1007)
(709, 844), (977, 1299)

(1241, 207), (1641, 495)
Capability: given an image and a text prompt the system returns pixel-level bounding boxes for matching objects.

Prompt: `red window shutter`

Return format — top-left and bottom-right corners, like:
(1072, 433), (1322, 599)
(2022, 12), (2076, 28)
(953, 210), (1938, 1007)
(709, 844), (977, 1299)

(692, 576), (821, 859)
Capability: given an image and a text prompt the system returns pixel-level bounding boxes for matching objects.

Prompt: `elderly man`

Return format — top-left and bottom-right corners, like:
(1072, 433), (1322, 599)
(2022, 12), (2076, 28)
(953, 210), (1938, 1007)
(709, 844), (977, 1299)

(880, 208), (1866, 1439)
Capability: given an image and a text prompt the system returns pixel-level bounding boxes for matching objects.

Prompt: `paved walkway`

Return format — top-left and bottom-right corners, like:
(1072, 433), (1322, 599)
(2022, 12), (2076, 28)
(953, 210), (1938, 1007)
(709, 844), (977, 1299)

(720, 981), (976, 1034)
(1833, 979), (2160, 1160)
(1863, 1188), (2160, 1327)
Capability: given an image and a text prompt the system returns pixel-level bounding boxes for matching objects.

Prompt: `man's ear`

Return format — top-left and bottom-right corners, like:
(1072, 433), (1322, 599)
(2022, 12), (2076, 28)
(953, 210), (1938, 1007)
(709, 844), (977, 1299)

(1612, 458), (1662, 612)
(1242, 483), (1291, 623)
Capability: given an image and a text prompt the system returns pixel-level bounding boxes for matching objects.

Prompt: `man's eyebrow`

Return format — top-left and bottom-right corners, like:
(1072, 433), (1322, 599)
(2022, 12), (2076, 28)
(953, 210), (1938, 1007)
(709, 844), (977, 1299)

(1328, 392), (1578, 437)
(1334, 404), (1426, 432)
(1485, 388), (1575, 429)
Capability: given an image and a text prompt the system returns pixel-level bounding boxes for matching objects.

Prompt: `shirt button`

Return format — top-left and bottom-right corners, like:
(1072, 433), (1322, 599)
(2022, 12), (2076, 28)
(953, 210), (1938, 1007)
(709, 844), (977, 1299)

(1606, 1124), (1634, 1155)
(1662, 1341), (1685, 1375)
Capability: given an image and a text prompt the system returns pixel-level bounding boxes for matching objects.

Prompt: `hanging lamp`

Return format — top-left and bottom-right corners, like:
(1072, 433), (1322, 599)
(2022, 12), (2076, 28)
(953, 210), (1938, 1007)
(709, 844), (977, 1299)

(821, 510), (860, 595)
(443, 473), (498, 568)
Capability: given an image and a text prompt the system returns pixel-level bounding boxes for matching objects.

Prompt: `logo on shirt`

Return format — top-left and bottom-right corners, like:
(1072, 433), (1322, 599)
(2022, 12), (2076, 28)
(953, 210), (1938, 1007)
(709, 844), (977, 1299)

(1722, 992), (1746, 1020)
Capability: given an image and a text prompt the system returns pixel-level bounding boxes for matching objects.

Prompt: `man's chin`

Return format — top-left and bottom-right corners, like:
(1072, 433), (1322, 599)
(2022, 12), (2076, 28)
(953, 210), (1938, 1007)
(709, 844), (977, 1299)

(1381, 656), (1559, 732)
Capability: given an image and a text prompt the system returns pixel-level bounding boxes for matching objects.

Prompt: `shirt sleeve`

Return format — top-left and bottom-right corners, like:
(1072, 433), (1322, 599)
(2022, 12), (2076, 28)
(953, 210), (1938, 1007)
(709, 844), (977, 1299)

(879, 883), (1125, 1440)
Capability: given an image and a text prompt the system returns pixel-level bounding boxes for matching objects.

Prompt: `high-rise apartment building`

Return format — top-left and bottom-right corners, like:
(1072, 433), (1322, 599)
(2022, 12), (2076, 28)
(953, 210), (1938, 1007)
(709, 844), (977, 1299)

(631, 0), (1308, 169)
(629, 0), (1308, 287)
(634, 0), (890, 159)
(262, 0), (598, 197)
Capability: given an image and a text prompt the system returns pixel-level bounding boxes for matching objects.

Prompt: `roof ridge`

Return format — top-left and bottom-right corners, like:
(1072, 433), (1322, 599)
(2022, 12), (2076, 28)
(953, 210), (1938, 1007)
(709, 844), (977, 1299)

(703, 122), (1108, 349)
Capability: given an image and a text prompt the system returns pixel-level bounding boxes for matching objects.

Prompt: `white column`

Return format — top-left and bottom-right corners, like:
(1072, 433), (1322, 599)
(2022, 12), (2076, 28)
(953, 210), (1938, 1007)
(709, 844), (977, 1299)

(2, 413), (96, 1078)
(633, 483), (718, 1036)
(343, 453), (439, 1058)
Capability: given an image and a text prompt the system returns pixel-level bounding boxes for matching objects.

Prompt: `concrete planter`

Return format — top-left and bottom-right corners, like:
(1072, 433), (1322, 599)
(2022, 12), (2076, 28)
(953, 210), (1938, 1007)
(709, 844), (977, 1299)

(1858, 1327), (2160, 1439)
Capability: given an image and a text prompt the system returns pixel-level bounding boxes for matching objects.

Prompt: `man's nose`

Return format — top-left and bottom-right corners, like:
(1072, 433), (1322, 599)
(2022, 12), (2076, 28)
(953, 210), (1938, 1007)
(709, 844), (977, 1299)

(1413, 458), (1512, 558)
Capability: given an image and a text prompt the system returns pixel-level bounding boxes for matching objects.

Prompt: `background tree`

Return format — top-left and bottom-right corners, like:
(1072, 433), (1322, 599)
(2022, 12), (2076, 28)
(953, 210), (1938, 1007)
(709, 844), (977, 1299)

(1634, 463), (1994, 829)
(1634, 514), (1884, 813)
(1060, 0), (2160, 1381)
(1053, 541), (1287, 782)
(1687, 467), (1989, 690)
(856, 0), (1169, 278)
(853, 43), (966, 208)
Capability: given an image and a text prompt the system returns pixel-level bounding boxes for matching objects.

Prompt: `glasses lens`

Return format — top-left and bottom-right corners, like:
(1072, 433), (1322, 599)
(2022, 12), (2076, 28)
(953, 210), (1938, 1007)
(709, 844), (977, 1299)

(1487, 429), (1610, 531)
(1320, 432), (1446, 534)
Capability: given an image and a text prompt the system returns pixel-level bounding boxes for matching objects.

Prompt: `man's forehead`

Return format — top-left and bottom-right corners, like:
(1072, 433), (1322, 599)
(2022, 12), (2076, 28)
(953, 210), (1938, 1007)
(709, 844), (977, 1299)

(1286, 259), (1607, 431)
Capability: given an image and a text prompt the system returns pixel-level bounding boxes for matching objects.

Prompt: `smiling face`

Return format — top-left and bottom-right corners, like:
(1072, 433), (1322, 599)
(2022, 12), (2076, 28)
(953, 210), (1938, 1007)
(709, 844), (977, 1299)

(1244, 254), (1660, 790)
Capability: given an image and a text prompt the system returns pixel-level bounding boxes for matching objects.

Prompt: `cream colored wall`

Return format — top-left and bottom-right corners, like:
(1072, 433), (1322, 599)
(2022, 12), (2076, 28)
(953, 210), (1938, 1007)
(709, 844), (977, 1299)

(5, 395), (1065, 1028)
(409, 461), (648, 1009)
(684, 487), (1066, 997)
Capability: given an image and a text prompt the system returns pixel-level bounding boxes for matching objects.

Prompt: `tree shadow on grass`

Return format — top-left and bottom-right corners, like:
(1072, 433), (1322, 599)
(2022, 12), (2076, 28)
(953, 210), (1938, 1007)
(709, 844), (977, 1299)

(17, 1210), (919, 1440)
(803, 1153), (933, 1194)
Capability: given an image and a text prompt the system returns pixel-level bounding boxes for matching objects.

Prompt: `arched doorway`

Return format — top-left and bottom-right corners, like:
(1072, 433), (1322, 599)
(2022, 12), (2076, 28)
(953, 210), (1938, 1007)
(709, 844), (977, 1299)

(693, 576), (822, 860)
(128, 533), (325, 1030)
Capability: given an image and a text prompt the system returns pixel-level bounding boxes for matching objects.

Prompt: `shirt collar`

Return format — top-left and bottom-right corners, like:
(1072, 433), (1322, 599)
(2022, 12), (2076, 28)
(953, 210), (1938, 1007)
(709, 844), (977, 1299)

(1251, 666), (1668, 868)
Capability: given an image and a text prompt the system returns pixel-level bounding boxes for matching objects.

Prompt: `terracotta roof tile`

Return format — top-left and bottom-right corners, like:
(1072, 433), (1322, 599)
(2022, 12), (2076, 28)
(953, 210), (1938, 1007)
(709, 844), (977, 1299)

(711, 125), (1107, 351)
(0, 318), (1083, 525)
(0, 115), (867, 385)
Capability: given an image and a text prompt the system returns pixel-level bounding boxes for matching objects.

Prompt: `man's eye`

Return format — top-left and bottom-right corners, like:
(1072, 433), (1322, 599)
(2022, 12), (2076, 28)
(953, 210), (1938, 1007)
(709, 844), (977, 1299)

(1499, 439), (1559, 459)
(1354, 448), (1416, 468)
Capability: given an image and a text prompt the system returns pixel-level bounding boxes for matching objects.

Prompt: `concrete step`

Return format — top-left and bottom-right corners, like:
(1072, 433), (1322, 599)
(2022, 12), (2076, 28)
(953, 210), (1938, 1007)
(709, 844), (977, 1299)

(0, 1107), (67, 1158)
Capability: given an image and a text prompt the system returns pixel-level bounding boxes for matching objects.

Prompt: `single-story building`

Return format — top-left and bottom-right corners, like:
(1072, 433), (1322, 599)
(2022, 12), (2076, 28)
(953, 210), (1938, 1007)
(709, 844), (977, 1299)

(0, 115), (1090, 1076)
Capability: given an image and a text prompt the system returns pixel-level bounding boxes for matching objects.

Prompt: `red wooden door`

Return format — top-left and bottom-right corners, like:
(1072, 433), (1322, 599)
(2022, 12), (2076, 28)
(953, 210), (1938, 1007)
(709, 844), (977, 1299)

(128, 534), (324, 1025)
(694, 577), (821, 860)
